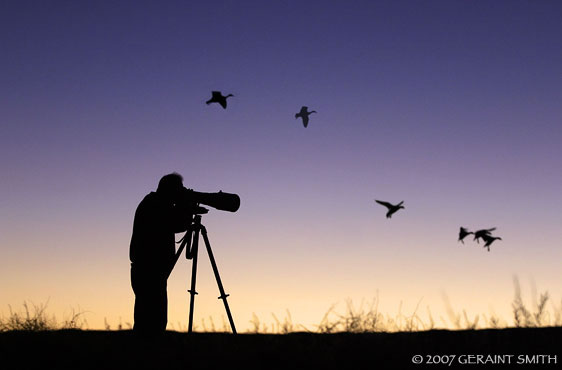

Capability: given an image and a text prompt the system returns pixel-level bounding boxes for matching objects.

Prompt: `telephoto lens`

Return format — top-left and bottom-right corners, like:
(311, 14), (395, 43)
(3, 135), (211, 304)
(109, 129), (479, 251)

(182, 188), (240, 213)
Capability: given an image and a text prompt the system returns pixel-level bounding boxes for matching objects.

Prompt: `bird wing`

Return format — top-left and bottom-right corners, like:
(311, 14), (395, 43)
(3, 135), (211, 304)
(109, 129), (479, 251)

(302, 115), (309, 127)
(211, 91), (221, 96)
(300, 106), (308, 114)
(475, 228), (495, 236)
(219, 100), (227, 109)
(375, 200), (392, 209)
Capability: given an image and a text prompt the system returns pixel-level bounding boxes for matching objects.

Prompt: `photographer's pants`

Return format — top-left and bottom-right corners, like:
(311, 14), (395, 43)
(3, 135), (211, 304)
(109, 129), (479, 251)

(131, 264), (167, 333)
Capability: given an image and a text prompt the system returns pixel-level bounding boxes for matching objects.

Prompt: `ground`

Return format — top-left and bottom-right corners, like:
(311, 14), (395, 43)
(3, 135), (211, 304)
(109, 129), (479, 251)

(1, 327), (560, 369)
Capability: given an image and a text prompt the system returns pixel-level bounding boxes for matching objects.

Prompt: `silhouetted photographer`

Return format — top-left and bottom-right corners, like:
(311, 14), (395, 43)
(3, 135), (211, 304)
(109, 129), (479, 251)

(129, 173), (240, 334)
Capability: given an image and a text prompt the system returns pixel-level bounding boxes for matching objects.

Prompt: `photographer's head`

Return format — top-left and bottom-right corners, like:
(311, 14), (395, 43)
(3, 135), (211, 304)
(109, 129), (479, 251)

(157, 172), (184, 203)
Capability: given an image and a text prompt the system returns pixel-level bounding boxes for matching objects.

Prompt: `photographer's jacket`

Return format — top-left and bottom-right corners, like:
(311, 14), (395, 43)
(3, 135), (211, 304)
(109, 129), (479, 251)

(129, 192), (192, 274)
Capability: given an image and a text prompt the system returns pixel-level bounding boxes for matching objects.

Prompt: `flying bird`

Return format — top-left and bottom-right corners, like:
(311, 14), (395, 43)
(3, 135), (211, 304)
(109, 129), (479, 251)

(206, 91), (234, 109)
(295, 106), (317, 127)
(481, 234), (502, 252)
(375, 200), (404, 219)
(473, 228), (497, 243)
(458, 227), (473, 244)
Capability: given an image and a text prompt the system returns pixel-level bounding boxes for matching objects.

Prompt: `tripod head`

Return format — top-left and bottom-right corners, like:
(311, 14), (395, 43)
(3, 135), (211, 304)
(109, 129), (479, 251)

(192, 205), (209, 215)
(181, 212), (213, 261)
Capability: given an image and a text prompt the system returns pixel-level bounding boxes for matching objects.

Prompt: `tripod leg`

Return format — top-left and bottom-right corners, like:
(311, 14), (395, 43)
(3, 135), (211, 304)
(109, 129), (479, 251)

(167, 228), (194, 279)
(200, 226), (237, 334)
(187, 227), (200, 333)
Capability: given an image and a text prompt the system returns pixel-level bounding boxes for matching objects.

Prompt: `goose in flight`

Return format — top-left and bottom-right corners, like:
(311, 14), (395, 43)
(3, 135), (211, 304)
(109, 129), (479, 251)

(206, 91), (234, 109)
(473, 228), (496, 243)
(375, 200), (404, 219)
(458, 227), (473, 244)
(295, 106), (317, 127)
(481, 234), (502, 252)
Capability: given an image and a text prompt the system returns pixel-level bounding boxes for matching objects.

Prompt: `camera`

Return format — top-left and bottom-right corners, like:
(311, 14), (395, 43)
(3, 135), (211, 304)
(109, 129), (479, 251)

(181, 188), (240, 213)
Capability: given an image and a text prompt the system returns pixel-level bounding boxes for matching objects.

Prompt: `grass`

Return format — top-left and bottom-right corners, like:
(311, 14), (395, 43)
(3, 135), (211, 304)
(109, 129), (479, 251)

(243, 277), (561, 334)
(0, 300), (86, 332)
(2, 277), (560, 333)
(512, 276), (554, 328)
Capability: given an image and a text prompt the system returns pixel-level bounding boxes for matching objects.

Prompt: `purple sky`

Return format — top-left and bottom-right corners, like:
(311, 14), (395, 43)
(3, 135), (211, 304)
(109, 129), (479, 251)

(1, 1), (561, 331)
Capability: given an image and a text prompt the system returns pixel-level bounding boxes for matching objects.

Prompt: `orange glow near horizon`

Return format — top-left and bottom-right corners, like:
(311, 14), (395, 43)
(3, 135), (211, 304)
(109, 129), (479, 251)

(2, 233), (559, 332)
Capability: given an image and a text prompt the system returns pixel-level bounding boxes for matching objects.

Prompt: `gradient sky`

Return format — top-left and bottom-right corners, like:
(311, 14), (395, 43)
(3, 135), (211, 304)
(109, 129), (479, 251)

(1, 0), (561, 332)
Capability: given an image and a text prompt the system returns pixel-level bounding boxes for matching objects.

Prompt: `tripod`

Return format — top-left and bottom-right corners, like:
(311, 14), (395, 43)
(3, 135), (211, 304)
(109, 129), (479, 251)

(172, 214), (237, 334)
